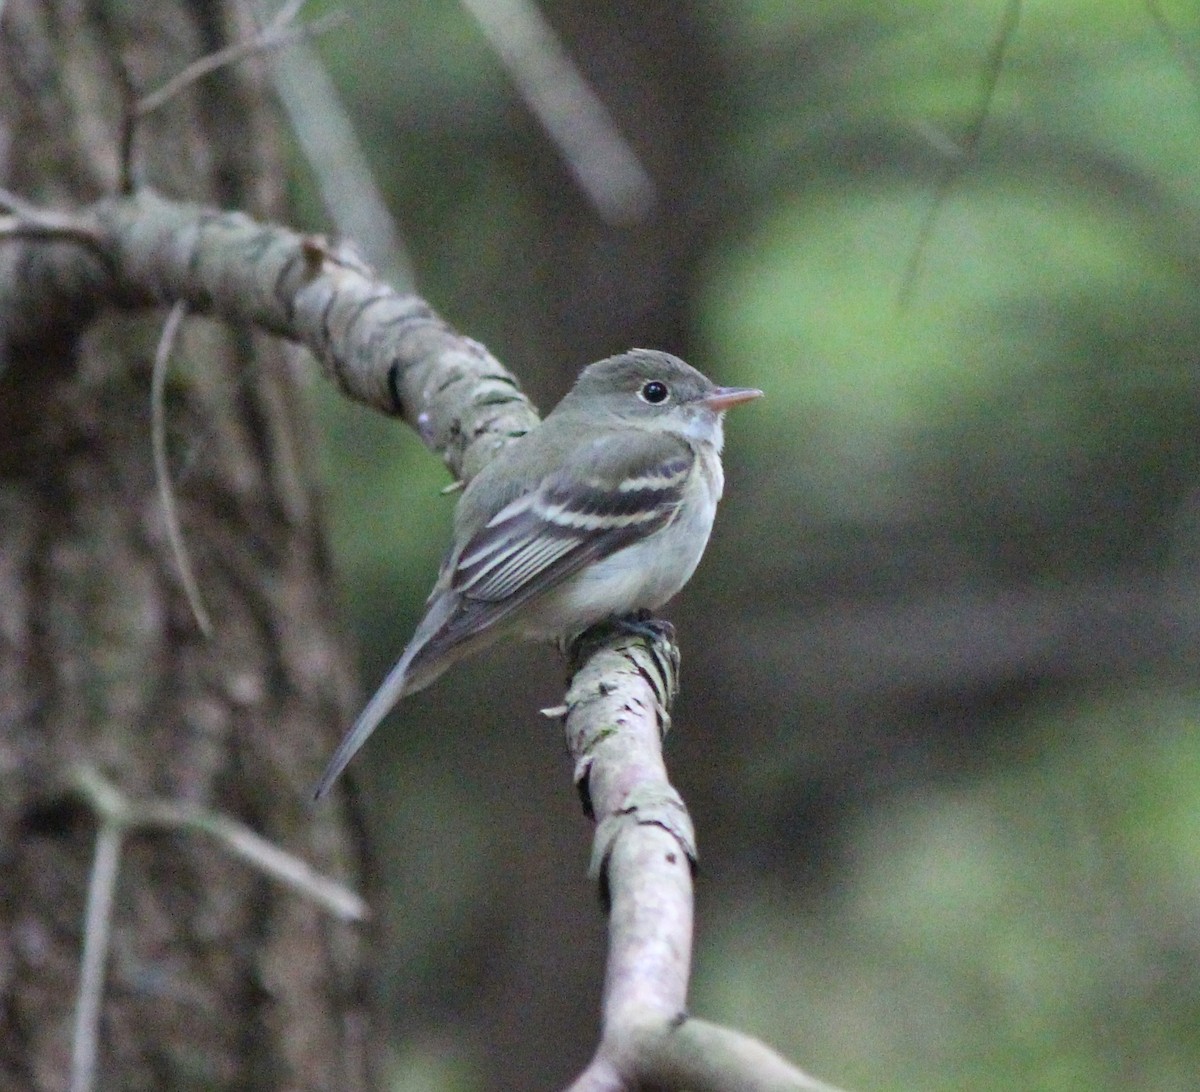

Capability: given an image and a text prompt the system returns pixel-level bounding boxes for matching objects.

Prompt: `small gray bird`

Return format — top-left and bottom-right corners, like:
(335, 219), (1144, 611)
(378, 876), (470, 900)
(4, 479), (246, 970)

(313, 349), (762, 799)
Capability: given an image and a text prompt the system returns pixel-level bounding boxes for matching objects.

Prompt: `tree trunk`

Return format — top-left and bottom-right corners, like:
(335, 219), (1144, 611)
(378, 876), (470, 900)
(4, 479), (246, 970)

(0, 3), (370, 1088)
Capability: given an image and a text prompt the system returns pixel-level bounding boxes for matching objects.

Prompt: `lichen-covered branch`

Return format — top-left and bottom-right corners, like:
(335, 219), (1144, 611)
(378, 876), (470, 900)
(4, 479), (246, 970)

(561, 624), (844, 1092)
(0, 189), (538, 482)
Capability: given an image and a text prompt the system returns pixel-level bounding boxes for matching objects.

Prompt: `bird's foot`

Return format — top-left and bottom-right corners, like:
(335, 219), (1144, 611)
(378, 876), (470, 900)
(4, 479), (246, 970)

(608, 609), (676, 645)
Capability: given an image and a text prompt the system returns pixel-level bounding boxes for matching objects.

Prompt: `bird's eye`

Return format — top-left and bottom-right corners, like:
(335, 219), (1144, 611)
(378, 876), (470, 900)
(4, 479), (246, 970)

(640, 380), (670, 404)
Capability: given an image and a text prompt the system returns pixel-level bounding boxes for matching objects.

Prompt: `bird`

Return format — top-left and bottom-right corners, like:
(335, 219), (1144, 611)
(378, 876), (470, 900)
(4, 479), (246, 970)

(312, 349), (762, 799)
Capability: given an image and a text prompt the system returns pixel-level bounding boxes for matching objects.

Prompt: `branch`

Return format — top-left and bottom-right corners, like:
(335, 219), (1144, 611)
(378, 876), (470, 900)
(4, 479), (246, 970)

(0, 185), (107, 254)
(560, 623), (844, 1092)
(0, 190), (538, 481)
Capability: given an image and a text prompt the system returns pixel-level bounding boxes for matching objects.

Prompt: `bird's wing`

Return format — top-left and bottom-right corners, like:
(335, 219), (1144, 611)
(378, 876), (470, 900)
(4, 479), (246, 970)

(438, 429), (695, 635)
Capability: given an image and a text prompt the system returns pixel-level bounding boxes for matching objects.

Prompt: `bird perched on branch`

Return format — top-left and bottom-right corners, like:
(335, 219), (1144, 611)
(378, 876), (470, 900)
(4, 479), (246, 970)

(313, 349), (762, 799)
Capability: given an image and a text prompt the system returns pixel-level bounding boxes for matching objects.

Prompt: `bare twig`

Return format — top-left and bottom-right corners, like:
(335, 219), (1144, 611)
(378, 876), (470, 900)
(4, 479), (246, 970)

(70, 821), (125, 1092)
(249, 0), (415, 290)
(151, 302), (214, 638)
(639, 1018), (848, 1092)
(63, 762), (365, 1090)
(898, 0), (1022, 309)
(69, 765), (367, 921)
(0, 188), (105, 252)
(459, 0), (656, 224)
(136, 3), (346, 118)
(0, 214), (105, 251)
(136, 800), (368, 921)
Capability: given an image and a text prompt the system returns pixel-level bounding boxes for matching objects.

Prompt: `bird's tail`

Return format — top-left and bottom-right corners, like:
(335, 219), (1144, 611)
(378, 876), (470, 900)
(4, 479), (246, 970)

(311, 594), (458, 800)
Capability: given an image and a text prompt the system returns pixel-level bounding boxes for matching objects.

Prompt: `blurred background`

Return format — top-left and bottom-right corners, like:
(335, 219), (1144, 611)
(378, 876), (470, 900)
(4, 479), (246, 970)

(294, 1), (1200, 1089)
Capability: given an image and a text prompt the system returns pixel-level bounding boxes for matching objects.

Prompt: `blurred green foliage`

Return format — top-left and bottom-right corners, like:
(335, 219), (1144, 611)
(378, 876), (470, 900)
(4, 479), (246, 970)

(698, 688), (1200, 1092)
(301, 0), (1200, 1088)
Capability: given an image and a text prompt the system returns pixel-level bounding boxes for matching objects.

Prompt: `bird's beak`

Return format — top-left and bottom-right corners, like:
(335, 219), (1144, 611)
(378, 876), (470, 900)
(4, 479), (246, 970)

(702, 386), (763, 412)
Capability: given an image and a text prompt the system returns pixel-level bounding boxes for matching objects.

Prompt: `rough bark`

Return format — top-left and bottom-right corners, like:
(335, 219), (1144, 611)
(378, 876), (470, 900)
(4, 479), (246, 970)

(0, 3), (369, 1089)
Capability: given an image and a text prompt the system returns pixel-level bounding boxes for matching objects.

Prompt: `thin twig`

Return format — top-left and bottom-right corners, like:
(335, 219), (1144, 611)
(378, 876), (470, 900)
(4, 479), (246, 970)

(898, 0), (1022, 309)
(200, 813), (366, 920)
(151, 302), (214, 638)
(64, 766), (364, 1089)
(0, 189), (106, 252)
(135, 4), (346, 117)
(0, 215), (106, 252)
(138, 801), (368, 921)
(69, 766), (367, 921)
(70, 822), (125, 1092)
(112, 50), (140, 195)
(459, 0), (655, 224)
(249, 0), (415, 290)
